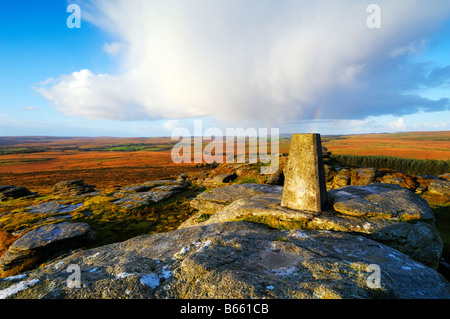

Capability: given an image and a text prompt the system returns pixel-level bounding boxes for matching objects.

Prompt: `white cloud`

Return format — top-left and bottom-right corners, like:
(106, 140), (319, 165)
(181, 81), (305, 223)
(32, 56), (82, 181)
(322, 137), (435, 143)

(387, 117), (407, 131)
(389, 39), (428, 58)
(163, 120), (181, 132)
(36, 69), (148, 120)
(336, 64), (366, 85)
(37, 0), (450, 127)
(295, 118), (382, 135)
(37, 78), (55, 86)
(412, 120), (450, 130)
(102, 42), (122, 55)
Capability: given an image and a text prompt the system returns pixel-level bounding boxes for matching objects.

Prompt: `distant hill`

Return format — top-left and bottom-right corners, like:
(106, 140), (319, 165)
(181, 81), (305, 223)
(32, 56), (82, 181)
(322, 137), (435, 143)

(321, 131), (450, 161)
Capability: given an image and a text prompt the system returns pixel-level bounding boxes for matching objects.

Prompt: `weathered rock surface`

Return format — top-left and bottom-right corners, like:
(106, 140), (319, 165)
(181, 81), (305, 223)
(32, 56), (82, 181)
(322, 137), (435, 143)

(0, 186), (34, 201)
(367, 221), (443, 270)
(112, 180), (189, 209)
(52, 180), (96, 198)
(0, 222), (95, 275)
(428, 179), (450, 196)
(333, 169), (350, 188)
(182, 183), (443, 269)
(25, 201), (84, 215)
(202, 173), (237, 188)
(182, 184), (283, 229)
(0, 221), (448, 299)
(379, 171), (418, 191)
(381, 175), (403, 186)
(142, 179), (191, 188)
(322, 146), (332, 164)
(350, 168), (379, 186)
(328, 184), (434, 220)
(190, 184), (283, 215)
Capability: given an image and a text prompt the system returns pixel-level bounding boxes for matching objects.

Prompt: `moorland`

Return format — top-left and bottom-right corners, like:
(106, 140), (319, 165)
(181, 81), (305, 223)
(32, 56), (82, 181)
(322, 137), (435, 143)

(0, 131), (449, 284)
(1, 131), (449, 195)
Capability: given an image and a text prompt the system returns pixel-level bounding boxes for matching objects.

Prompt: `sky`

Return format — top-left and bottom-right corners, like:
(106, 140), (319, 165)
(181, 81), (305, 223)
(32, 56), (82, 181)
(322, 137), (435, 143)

(0, 0), (449, 137)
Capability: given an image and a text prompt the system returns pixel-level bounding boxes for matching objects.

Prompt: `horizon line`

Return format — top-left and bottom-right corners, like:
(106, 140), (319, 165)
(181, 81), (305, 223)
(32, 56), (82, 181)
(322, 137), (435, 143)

(0, 130), (449, 139)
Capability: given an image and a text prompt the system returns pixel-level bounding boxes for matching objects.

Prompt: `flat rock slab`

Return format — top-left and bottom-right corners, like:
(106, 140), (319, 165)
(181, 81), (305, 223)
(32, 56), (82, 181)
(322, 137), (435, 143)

(142, 180), (191, 187)
(328, 184), (435, 220)
(0, 222), (95, 274)
(52, 180), (96, 198)
(190, 183), (283, 215)
(428, 179), (450, 196)
(10, 222), (93, 251)
(112, 191), (177, 208)
(25, 202), (83, 215)
(350, 168), (379, 186)
(112, 180), (189, 209)
(202, 195), (314, 226)
(0, 186), (34, 201)
(0, 222), (448, 299)
(119, 185), (153, 193)
(152, 185), (186, 192)
(202, 173), (237, 188)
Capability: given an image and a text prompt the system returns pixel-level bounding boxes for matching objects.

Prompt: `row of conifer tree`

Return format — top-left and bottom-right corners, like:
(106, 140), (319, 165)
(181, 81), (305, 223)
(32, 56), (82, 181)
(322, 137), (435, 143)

(332, 154), (449, 176)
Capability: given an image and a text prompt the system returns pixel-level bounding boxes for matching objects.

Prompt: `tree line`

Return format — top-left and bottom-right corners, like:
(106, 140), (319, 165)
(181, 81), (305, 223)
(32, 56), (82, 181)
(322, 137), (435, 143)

(0, 147), (46, 155)
(332, 154), (450, 176)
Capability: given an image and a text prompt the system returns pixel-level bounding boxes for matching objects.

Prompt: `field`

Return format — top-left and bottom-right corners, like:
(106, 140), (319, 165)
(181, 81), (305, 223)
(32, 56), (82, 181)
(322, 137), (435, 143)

(322, 131), (450, 160)
(0, 137), (200, 194)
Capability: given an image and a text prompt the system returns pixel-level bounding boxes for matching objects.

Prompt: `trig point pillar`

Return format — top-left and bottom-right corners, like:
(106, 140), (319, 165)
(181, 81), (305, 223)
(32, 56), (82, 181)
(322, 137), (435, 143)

(281, 133), (327, 212)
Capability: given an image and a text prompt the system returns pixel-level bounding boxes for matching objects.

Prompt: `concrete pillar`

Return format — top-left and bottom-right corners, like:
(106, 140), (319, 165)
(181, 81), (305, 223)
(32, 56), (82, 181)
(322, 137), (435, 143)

(281, 133), (327, 212)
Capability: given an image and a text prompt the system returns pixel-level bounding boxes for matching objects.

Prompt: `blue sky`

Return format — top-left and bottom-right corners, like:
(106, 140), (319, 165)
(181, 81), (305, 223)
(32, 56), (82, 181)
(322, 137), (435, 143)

(0, 0), (449, 137)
